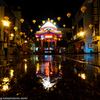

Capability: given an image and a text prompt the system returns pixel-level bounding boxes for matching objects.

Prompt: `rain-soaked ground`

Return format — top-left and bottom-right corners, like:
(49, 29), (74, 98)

(0, 54), (100, 100)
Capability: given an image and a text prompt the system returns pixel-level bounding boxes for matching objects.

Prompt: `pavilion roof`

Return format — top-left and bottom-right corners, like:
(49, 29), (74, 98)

(41, 21), (57, 29)
(35, 30), (62, 36)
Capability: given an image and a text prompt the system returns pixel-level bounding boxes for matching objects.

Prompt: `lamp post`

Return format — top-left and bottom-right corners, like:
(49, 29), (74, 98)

(2, 18), (10, 63)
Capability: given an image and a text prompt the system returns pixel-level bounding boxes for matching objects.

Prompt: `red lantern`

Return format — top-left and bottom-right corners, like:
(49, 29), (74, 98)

(89, 24), (93, 29)
(63, 24), (66, 28)
(81, 6), (86, 13)
(32, 20), (36, 24)
(20, 18), (24, 23)
(30, 29), (33, 32)
(57, 17), (61, 21)
(72, 26), (75, 29)
(67, 13), (71, 18)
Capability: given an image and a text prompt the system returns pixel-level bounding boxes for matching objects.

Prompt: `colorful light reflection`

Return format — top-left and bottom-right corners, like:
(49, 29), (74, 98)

(36, 56), (62, 90)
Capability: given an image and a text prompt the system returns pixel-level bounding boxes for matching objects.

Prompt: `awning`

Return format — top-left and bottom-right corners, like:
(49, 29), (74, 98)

(91, 40), (98, 43)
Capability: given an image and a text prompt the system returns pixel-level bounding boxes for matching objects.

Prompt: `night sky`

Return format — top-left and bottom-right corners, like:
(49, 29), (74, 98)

(3, 0), (85, 32)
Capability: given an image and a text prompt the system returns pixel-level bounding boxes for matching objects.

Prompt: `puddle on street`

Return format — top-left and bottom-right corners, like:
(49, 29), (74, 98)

(0, 55), (100, 99)
(36, 55), (62, 90)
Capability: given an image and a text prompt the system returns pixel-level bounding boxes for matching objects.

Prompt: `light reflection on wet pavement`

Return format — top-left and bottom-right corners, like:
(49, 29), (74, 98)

(0, 54), (100, 99)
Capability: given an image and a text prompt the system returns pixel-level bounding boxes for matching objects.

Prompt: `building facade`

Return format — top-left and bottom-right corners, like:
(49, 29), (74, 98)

(0, 1), (22, 54)
(72, 0), (94, 53)
(91, 0), (100, 53)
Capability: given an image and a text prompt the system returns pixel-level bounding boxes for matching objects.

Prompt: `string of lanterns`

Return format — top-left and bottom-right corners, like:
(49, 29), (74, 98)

(18, 6), (88, 31)
(29, 6), (88, 29)
(10, 6), (93, 42)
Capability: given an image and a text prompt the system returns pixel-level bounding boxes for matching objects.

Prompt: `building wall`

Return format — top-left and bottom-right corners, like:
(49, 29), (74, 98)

(57, 28), (72, 41)
(92, 0), (100, 53)
(72, 0), (93, 53)
(13, 11), (21, 44)
(0, 6), (4, 52)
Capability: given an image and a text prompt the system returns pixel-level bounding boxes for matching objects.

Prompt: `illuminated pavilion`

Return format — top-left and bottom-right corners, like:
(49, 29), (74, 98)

(35, 21), (62, 53)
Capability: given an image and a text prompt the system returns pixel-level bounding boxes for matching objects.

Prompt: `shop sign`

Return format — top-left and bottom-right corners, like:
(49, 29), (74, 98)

(4, 43), (7, 48)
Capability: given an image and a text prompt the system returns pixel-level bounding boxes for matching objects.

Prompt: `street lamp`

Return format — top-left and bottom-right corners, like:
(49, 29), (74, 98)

(2, 17), (10, 61)
(80, 31), (84, 36)
(2, 20), (9, 27)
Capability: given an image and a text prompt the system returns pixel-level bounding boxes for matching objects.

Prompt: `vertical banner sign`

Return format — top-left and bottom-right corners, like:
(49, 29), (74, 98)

(22, 44), (28, 51)
(75, 42), (81, 52)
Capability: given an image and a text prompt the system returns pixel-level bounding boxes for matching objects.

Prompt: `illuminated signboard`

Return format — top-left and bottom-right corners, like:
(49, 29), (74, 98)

(45, 35), (53, 39)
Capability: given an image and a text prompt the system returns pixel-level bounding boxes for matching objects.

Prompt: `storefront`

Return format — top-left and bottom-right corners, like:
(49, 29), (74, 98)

(91, 36), (100, 53)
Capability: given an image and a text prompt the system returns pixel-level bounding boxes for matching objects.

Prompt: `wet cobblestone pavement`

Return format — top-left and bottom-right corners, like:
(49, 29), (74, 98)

(0, 54), (100, 100)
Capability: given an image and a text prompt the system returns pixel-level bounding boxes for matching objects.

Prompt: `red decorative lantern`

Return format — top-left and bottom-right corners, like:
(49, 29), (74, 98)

(30, 29), (33, 32)
(63, 24), (66, 28)
(72, 26), (75, 29)
(32, 20), (36, 24)
(14, 27), (18, 31)
(20, 18), (24, 23)
(57, 17), (61, 21)
(81, 6), (86, 13)
(89, 24), (93, 29)
(67, 13), (71, 18)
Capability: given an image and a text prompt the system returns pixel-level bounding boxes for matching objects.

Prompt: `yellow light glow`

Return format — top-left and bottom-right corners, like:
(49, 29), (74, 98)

(36, 63), (40, 71)
(24, 59), (27, 62)
(77, 33), (80, 36)
(78, 73), (81, 77)
(54, 22), (56, 25)
(59, 64), (61, 69)
(10, 33), (14, 37)
(25, 40), (27, 43)
(81, 73), (86, 79)
(51, 19), (54, 23)
(20, 32), (23, 35)
(78, 73), (86, 79)
(2, 20), (9, 26)
(10, 69), (14, 79)
(48, 18), (50, 21)
(60, 35), (62, 37)
(37, 39), (39, 41)
(24, 63), (27, 73)
(3, 84), (8, 91)
(80, 31), (84, 36)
